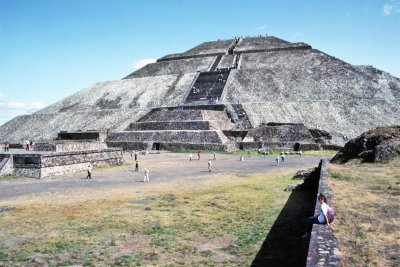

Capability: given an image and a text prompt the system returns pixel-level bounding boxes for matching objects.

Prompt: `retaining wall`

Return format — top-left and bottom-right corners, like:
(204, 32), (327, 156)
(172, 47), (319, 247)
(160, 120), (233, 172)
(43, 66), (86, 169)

(240, 141), (321, 151)
(34, 141), (108, 152)
(107, 130), (224, 143)
(127, 121), (211, 131)
(106, 141), (236, 152)
(11, 149), (124, 178)
(306, 160), (341, 266)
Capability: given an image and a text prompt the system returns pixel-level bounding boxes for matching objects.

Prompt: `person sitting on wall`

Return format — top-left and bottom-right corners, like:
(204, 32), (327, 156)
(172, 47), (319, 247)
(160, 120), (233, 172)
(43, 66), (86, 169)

(302, 193), (332, 238)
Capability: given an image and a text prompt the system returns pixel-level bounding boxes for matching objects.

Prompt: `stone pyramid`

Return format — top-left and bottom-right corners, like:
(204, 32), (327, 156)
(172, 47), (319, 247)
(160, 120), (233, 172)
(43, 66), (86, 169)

(1, 36), (399, 149)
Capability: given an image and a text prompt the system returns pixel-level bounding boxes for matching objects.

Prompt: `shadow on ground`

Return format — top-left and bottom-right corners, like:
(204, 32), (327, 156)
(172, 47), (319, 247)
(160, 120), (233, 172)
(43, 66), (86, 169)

(251, 168), (319, 267)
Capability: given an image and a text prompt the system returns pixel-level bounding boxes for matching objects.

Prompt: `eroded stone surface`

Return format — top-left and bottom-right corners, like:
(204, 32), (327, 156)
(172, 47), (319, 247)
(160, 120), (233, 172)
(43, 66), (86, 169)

(0, 36), (399, 147)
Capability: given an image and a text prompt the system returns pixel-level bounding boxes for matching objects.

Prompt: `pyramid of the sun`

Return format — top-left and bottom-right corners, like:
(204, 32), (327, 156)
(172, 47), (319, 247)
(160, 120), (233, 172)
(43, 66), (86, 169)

(1, 36), (399, 146)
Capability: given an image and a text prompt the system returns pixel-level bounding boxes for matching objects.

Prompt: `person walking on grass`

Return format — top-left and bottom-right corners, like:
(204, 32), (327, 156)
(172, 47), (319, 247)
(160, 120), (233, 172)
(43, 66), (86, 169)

(144, 168), (149, 182)
(302, 193), (333, 238)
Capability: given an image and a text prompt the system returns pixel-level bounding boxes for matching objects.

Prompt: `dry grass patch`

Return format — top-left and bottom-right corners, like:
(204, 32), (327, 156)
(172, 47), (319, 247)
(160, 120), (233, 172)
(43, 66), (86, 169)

(329, 158), (400, 267)
(0, 169), (299, 266)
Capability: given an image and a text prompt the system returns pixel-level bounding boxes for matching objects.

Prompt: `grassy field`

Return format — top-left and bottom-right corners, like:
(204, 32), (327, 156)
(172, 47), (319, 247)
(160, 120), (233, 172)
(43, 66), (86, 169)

(329, 159), (400, 267)
(0, 169), (302, 266)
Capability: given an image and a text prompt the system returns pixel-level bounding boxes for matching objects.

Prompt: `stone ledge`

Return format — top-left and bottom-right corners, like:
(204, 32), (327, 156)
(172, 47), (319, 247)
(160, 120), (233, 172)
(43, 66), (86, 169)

(306, 160), (341, 266)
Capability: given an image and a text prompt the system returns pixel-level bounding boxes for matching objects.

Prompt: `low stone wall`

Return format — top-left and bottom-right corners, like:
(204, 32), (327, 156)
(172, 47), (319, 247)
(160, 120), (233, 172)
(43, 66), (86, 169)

(14, 167), (41, 178)
(107, 130), (224, 143)
(245, 124), (315, 142)
(40, 162), (92, 178)
(34, 141), (108, 152)
(306, 160), (341, 266)
(159, 142), (229, 151)
(240, 141), (321, 151)
(141, 109), (204, 122)
(10, 149), (124, 178)
(107, 141), (149, 151)
(106, 141), (235, 152)
(127, 121), (211, 131)
(57, 131), (107, 142)
(40, 149), (124, 168)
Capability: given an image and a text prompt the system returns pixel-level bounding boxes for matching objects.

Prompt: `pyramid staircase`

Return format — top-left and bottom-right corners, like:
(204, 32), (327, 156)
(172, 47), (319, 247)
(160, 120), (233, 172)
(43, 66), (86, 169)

(106, 105), (237, 151)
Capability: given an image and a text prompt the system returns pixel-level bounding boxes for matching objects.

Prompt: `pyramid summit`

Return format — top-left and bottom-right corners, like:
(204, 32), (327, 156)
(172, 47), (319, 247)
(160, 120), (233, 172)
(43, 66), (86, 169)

(1, 35), (399, 150)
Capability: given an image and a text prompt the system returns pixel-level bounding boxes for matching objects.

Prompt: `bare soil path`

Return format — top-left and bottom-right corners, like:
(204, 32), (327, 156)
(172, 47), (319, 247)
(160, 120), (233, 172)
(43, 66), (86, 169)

(0, 152), (325, 201)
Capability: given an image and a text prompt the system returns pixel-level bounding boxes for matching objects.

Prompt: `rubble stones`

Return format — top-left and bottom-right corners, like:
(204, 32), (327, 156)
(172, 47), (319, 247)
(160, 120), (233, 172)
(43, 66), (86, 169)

(331, 126), (400, 163)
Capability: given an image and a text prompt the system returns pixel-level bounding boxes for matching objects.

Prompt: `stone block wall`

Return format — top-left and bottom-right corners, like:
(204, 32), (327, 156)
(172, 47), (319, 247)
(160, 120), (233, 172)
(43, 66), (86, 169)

(57, 131), (106, 141)
(106, 141), (236, 152)
(14, 167), (41, 178)
(107, 130), (224, 143)
(306, 160), (341, 266)
(141, 109), (204, 122)
(107, 141), (150, 151)
(127, 121), (211, 131)
(40, 162), (92, 178)
(240, 141), (321, 151)
(34, 141), (108, 152)
(10, 149), (124, 178)
(245, 124), (315, 142)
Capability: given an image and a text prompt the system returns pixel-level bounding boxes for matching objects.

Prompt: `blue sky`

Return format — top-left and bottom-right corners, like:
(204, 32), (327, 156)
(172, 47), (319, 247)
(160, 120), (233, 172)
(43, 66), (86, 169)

(1, 0), (399, 125)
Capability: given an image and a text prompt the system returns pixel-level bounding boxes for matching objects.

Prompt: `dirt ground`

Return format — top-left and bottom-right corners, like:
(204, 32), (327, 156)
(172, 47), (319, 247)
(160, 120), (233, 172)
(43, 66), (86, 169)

(0, 152), (325, 201)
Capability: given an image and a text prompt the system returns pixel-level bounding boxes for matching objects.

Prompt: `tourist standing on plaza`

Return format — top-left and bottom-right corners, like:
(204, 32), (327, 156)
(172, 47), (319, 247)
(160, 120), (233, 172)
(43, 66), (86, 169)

(213, 152), (216, 160)
(135, 161), (139, 172)
(208, 160), (212, 172)
(86, 164), (92, 179)
(276, 156), (280, 166)
(189, 153), (193, 161)
(25, 139), (30, 151)
(144, 168), (150, 182)
(4, 141), (10, 152)
(197, 151), (201, 160)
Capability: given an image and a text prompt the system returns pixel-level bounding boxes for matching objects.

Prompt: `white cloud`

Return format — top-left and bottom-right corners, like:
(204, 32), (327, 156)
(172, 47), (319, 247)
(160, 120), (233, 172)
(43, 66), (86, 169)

(0, 101), (45, 125)
(133, 58), (156, 70)
(383, 3), (399, 15)
(7, 101), (27, 109)
(3, 101), (45, 110)
(257, 25), (268, 31)
(0, 92), (6, 99)
(30, 101), (45, 109)
(293, 32), (304, 38)
(383, 4), (394, 15)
